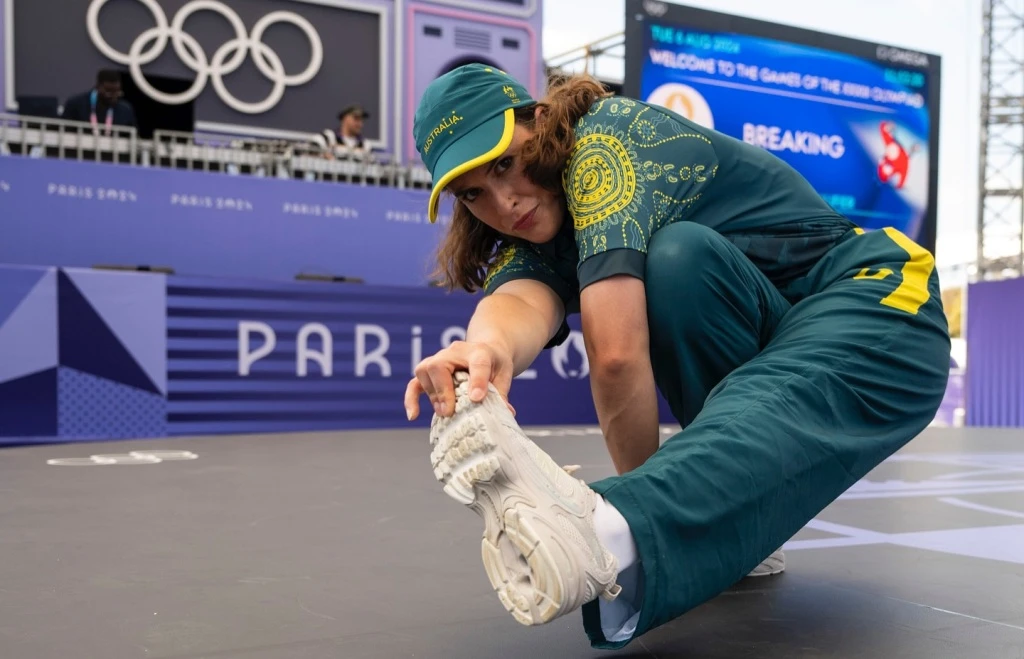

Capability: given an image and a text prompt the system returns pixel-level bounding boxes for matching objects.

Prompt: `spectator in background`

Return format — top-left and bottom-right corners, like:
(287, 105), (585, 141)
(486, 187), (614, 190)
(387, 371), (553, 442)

(62, 70), (137, 134)
(317, 105), (376, 161)
(336, 105), (370, 152)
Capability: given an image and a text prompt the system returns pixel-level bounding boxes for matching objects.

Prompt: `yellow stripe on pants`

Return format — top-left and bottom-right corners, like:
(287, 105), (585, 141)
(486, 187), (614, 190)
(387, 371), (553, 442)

(879, 227), (934, 316)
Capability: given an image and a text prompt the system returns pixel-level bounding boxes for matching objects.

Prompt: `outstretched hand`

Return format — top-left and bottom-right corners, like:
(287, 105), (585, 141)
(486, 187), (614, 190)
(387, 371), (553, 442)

(404, 340), (516, 420)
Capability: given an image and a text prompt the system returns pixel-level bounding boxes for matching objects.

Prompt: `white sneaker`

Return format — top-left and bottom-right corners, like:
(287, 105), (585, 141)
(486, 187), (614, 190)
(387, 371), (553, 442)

(746, 549), (785, 577)
(428, 372), (622, 625)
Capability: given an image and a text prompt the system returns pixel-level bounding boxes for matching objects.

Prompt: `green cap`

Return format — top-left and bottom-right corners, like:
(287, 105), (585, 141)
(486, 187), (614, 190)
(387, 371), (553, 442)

(413, 63), (536, 222)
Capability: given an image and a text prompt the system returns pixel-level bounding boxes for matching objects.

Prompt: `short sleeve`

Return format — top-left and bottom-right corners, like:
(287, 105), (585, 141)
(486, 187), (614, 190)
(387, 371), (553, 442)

(563, 98), (721, 289)
(483, 242), (575, 302)
(482, 241), (579, 349)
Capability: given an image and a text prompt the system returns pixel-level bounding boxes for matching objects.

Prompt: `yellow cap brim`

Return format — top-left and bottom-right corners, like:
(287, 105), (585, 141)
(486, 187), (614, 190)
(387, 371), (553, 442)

(428, 108), (516, 223)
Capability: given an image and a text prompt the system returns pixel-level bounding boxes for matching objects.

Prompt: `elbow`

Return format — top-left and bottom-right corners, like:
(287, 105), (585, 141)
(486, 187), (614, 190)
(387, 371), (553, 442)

(588, 349), (651, 406)
(589, 351), (644, 380)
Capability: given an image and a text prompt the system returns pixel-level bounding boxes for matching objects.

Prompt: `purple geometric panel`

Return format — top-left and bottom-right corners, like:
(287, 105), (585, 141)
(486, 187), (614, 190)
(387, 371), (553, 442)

(57, 368), (167, 439)
(0, 368), (58, 438)
(0, 266), (48, 328)
(57, 271), (160, 395)
(65, 268), (167, 394)
(0, 269), (58, 385)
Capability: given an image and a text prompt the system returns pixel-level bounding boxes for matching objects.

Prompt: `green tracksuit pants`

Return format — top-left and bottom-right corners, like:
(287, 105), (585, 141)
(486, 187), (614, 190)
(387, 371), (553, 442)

(581, 221), (951, 649)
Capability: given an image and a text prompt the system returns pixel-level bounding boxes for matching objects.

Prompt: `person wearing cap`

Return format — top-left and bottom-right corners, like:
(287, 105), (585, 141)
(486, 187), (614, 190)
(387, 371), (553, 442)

(404, 64), (949, 649)
(336, 105), (369, 151)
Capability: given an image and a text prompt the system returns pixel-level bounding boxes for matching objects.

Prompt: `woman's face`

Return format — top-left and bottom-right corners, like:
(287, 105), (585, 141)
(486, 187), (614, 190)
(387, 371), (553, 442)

(447, 122), (564, 244)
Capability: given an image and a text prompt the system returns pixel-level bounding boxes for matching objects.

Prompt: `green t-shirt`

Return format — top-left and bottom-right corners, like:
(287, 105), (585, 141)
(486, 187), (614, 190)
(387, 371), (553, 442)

(483, 96), (856, 345)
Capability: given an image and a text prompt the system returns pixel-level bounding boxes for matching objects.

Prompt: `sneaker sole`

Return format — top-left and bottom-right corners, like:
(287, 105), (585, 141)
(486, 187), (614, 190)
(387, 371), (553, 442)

(746, 551), (785, 577)
(428, 379), (570, 626)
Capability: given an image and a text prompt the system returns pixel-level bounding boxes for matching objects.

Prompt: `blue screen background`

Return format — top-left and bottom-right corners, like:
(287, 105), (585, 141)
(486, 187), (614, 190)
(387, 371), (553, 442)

(640, 24), (932, 241)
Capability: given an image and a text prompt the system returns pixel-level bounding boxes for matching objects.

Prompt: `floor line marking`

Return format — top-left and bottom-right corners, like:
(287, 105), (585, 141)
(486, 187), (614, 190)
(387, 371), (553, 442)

(939, 497), (1024, 520)
(887, 597), (1024, 633)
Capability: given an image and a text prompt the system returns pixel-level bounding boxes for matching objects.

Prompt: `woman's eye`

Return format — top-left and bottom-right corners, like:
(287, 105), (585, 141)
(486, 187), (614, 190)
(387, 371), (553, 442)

(495, 156), (513, 173)
(462, 190), (479, 202)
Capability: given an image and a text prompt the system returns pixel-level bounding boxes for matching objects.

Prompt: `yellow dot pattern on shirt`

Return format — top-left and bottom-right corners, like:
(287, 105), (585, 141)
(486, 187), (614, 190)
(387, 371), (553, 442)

(483, 245), (519, 289)
(651, 189), (703, 233)
(628, 118), (712, 150)
(566, 133), (635, 231)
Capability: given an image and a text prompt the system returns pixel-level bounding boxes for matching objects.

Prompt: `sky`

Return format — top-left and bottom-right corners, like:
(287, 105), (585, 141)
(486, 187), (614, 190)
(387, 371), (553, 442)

(541, 0), (982, 278)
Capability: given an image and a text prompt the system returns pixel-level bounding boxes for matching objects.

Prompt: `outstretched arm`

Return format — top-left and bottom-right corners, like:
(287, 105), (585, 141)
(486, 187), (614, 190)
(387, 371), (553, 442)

(467, 279), (565, 379)
(580, 274), (661, 474)
(406, 278), (564, 420)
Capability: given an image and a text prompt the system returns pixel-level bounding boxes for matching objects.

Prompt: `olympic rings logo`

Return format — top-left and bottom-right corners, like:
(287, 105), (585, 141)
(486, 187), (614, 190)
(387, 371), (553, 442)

(86, 0), (324, 114)
(47, 450), (199, 466)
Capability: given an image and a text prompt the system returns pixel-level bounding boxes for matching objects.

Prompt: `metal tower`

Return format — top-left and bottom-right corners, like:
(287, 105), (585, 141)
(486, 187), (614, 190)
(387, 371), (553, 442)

(545, 32), (626, 91)
(978, 0), (1024, 278)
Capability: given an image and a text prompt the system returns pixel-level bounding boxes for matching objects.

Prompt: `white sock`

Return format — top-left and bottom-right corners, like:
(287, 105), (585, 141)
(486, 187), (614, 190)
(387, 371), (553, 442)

(593, 495), (638, 572)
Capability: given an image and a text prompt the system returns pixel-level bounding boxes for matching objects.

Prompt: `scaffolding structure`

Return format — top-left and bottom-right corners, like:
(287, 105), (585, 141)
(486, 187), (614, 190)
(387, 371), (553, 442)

(544, 32), (626, 89)
(978, 0), (1024, 278)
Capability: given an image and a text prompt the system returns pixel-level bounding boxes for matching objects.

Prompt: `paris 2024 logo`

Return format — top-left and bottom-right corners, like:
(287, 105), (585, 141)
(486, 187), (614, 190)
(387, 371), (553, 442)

(551, 331), (590, 380)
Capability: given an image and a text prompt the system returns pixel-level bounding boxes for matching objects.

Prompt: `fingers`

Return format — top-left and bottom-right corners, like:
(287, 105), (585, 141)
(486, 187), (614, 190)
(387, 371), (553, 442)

(410, 353), (455, 419)
(403, 377), (423, 420)
(406, 341), (513, 421)
(406, 372), (515, 421)
(426, 366), (457, 417)
(466, 349), (494, 403)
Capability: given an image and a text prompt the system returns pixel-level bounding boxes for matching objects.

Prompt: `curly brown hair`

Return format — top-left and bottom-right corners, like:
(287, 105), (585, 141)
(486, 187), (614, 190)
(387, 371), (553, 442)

(430, 73), (612, 292)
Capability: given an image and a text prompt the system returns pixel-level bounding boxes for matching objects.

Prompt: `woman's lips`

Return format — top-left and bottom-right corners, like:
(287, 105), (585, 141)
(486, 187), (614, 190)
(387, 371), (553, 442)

(512, 208), (536, 232)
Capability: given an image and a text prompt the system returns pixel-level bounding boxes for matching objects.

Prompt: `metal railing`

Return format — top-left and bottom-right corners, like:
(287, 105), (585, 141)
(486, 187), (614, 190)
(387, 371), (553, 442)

(0, 113), (139, 164)
(149, 129), (285, 175)
(287, 147), (433, 189)
(0, 114), (434, 190)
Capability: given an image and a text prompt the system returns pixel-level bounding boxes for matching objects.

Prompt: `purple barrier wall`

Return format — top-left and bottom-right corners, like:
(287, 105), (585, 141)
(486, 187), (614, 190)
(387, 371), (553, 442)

(0, 156), (449, 287)
(0, 264), (664, 445)
(0, 262), (964, 444)
(932, 365), (965, 428)
(966, 277), (1024, 427)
